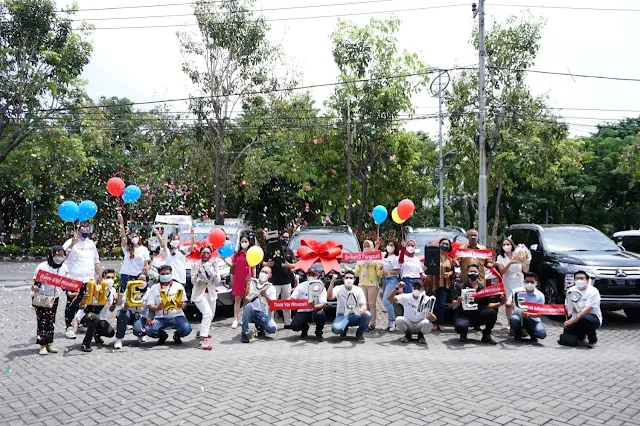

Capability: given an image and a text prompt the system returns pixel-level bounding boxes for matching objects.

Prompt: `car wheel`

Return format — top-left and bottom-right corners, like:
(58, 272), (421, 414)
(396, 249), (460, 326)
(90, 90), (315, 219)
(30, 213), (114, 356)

(543, 279), (559, 304)
(623, 308), (640, 322)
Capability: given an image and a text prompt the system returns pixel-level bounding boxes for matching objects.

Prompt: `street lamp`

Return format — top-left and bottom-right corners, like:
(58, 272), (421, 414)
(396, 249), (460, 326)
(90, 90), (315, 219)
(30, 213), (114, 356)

(437, 149), (457, 228)
(429, 69), (451, 229)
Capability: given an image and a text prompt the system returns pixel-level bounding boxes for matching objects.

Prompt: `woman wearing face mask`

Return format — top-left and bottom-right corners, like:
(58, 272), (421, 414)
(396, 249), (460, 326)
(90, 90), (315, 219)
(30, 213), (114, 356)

(191, 246), (219, 350)
(381, 240), (402, 331)
(496, 237), (529, 333)
(153, 227), (195, 286)
(130, 233), (151, 272)
(117, 211), (147, 293)
(223, 233), (254, 328)
(425, 238), (456, 332)
(354, 239), (383, 331)
(398, 239), (426, 294)
(32, 246), (69, 355)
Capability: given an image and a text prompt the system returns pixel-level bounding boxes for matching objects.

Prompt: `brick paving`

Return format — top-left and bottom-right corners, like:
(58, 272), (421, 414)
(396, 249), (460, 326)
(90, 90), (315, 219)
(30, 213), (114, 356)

(1, 287), (639, 426)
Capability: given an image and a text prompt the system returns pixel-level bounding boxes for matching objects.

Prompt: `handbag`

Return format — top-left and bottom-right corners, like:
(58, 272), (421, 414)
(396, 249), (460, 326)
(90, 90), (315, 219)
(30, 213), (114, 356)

(32, 293), (55, 308)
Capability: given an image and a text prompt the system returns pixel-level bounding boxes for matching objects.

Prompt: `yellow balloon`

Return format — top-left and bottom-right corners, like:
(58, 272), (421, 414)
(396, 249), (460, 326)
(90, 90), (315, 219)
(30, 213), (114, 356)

(392, 207), (405, 224)
(246, 246), (265, 267)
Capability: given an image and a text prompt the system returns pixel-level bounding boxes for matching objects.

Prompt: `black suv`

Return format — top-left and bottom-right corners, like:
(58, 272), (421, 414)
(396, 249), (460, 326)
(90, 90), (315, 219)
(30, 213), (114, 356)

(288, 225), (361, 307)
(504, 224), (640, 321)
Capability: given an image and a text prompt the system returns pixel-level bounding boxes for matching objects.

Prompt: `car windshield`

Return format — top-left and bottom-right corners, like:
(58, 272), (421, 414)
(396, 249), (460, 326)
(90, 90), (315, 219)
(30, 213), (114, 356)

(406, 233), (468, 252)
(180, 230), (236, 244)
(290, 232), (360, 254)
(621, 237), (640, 254)
(541, 228), (619, 252)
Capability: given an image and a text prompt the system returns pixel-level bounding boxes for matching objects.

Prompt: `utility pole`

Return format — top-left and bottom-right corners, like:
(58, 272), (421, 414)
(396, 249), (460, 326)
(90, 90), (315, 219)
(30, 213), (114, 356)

(345, 101), (353, 227)
(475, 0), (488, 244)
(430, 70), (450, 228)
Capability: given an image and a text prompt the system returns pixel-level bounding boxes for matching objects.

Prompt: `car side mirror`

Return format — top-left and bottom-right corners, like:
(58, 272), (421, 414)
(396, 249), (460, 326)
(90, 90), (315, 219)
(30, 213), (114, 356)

(530, 244), (539, 252)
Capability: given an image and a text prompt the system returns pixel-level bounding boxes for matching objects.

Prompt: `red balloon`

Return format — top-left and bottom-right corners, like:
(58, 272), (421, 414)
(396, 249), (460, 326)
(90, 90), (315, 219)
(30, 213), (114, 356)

(107, 177), (126, 197)
(397, 199), (415, 220)
(208, 228), (226, 249)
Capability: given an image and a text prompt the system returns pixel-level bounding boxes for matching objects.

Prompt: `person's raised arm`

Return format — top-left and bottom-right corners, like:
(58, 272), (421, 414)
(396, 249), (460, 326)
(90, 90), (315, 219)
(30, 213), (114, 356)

(117, 210), (127, 248)
(387, 282), (404, 303)
(153, 227), (167, 252)
(327, 274), (338, 300)
(188, 227), (196, 253)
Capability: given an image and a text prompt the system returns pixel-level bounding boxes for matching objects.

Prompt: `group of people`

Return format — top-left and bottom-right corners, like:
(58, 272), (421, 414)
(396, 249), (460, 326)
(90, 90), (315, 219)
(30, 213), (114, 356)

(30, 222), (603, 355)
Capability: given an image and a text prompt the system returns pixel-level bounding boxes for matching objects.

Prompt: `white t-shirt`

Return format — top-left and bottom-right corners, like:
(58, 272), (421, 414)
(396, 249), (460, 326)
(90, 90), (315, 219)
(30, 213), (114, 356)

(291, 280), (328, 312)
(78, 286), (115, 322)
(33, 261), (69, 299)
(63, 238), (100, 282)
(134, 245), (151, 263)
(333, 285), (366, 316)
(382, 254), (401, 273)
(146, 282), (188, 318)
(248, 281), (277, 313)
(401, 255), (423, 278)
(566, 284), (602, 325)
(396, 293), (427, 323)
(163, 248), (187, 284)
(119, 246), (146, 277)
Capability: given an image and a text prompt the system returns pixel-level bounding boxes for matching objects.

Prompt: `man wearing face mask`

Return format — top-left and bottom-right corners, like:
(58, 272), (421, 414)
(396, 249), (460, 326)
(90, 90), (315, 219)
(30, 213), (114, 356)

(558, 271), (602, 348)
(290, 267), (328, 342)
(153, 227), (195, 286)
(452, 264), (504, 344)
(328, 272), (371, 342)
(263, 231), (295, 329)
(507, 272), (547, 342)
(387, 281), (436, 344)
(145, 265), (192, 345)
(77, 269), (117, 352)
(63, 222), (102, 339)
(457, 229), (494, 285)
(241, 267), (277, 343)
(114, 274), (150, 350)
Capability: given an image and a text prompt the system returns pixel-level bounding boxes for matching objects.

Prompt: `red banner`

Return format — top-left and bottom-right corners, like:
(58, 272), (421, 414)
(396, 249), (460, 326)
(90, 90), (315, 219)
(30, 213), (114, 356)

(342, 251), (382, 262)
(35, 270), (83, 292)
(472, 282), (505, 298)
(453, 248), (494, 259)
(521, 302), (566, 316)
(269, 299), (313, 310)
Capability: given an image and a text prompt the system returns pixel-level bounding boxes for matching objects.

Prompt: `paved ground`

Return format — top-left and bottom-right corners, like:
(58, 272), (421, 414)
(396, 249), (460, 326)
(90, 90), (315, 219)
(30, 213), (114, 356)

(1, 279), (639, 426)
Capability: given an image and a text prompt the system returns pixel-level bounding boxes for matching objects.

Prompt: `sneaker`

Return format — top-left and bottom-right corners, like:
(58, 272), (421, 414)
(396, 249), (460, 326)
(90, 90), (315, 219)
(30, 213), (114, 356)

(81, 344), (92, 352)
(356, 334), (365, 342)
(39, 346), (48, 356)
(231, 319), (238, 329)
(65, 327), (76, 339)
(138, 336), (147, 344)
(387, 321), (396, 332)
(283, 324), (292, 330)
(196, 330), (200, 338)
(46, 346), (58, 354)
(417, 333), (426, 344)
(514, 335), (523, 342)
(198, 338), (212, 350)
(587, 341), (598, 349)
(173, 334), (182, 345)
(301, 325), (309, 338)
(316, 335), (324, 342)
(530, 336), (538, 343)
(156, 332), (168, 346)
(481, 334), (497, 345)
(460, 334), (468, 342)
(241, 334), (250, 343)
(340, 331), (347, 338)
(114, 339), (123, 350)
(400, 332), (412, 343)
(94, 335), (104, 344)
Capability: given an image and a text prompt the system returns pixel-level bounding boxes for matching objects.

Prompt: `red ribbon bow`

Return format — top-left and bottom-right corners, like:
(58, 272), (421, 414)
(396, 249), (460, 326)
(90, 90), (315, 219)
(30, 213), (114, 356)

(294, 239), (343, 274)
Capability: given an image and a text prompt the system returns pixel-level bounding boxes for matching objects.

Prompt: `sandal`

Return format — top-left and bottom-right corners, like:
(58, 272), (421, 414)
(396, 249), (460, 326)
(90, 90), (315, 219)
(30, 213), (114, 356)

(198, 338), (212, 351)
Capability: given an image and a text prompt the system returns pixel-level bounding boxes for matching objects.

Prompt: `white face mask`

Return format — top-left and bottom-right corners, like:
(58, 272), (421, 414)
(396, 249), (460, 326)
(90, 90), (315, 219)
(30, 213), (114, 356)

(344, 278), (354, 288)
(241, 241), (249, 249)
(259, 272), (269, 283)
(53, 256), (66, 265)
(131, 237), (139, 245)
(524, 283), (536, 292)
(406, 246), (415, 254)
(386, 246), (395, 253)
(170, 240), (180, 249)
(575, 279), (588, 290)
(412, 289), (421, 298)
(503, 245), (512, 253)
(103, 278), (114, 287)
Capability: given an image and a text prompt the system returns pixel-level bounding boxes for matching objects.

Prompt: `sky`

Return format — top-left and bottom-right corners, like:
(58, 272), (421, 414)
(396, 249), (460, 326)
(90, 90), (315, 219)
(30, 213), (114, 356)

(61, 0), (640, 138)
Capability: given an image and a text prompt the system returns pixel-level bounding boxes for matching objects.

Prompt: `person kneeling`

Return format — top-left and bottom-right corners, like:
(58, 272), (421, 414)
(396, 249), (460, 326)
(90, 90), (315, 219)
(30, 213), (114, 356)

(387, 281), (436, 344)
(241, 267), (277, 343)
(328, 271), (371, 342)
(145, 265), (192, 345)
(78, 269), (117, 353)
(114, 274), (149, 349)
(290, 267), (327, 342)
(558, 270), (602, 349)
(507, 272), (547, 343)
(452, 264), (505, 345)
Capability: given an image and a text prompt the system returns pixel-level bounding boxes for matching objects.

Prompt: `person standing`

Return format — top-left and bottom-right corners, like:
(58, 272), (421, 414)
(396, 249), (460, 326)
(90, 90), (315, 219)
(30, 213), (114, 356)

(241, 267), (277, 343)
(457, 229), (494, 285)
(558, 271), (602, 348)
(117, 211), (146, 293)
(387, 280), (437, 344)
(507, 272), (547, 342)
(62, 222), (102, 339)
(425, 238), (456, 332)
(153, 227), (195, 286)
(224, 233), (254, 329)
(328, 272), (371, 342)
(191, 246), (219, 350)
(398, 239), (425, 294)
(381, 240), (401, 331)
(263, 232), (295, 329)
(354, 239), (383, 331)
(32, 246), (69, 355)
(145, 265), (192, 345)
(290, 267), (327, 342)
(496, 237), (529, 332)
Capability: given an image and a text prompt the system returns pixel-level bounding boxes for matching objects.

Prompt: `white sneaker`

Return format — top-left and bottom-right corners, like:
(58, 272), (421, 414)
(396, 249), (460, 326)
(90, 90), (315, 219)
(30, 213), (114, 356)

(65, 327), (76, 339)
(114, 339), (123, 349)
(138, 336), (147, 344)
(231, 319), (238, 329)
(387, 321), (396, 332)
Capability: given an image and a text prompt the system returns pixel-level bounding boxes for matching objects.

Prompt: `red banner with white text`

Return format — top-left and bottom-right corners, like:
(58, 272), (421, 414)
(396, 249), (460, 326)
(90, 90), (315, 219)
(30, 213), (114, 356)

(453, 248), (495, 259)
(269, 299), (313, 310)
(472, 283), (505, 298)
(35, 270), (83, 292)
(521, 302), (566, 316)
(342, 251), (382, 263)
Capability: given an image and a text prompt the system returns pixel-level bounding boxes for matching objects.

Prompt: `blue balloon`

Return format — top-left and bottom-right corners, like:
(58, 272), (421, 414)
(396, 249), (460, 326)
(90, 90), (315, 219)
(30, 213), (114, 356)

(217, 240), (235, 258)
(372, 205), (388, 224)
(77, 200), (98, 221)
(122, 185), (142, 204)
(58, 201), (79, 222)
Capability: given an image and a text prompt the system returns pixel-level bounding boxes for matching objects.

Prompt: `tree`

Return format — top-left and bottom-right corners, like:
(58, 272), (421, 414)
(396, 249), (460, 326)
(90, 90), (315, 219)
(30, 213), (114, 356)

(178, 0), (292, 224)
(0, 0), (93, 164)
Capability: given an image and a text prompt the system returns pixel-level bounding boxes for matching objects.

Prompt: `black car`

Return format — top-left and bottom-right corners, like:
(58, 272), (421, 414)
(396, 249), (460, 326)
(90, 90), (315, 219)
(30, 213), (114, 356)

(504, 224), (640, 321)
(288, 225), (361, 307)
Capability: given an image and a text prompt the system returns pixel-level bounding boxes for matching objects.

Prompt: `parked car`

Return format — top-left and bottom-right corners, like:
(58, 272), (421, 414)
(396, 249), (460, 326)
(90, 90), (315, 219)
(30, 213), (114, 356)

(504, 224), (640, 321)
(613, 230), (640, 254)
(288, 225), (361, 307)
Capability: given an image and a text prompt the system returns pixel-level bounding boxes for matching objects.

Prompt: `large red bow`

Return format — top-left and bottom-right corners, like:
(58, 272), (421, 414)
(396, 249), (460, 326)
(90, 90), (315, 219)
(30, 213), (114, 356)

(294, 239), (343, 274)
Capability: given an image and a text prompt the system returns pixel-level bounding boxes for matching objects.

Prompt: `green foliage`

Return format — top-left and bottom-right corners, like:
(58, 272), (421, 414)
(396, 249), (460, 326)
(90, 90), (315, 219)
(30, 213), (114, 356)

(1, 245), (22, 256)
(27, 245), (47, 256)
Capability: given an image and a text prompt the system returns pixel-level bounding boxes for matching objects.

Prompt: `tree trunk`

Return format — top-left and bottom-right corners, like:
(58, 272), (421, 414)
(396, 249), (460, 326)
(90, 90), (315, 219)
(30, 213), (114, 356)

(490, 165), (504, 247)
(213, 125), (223, 225)
(356, 172), (369, 231)
(345, 105), (353, 227)
(467, 197), (475, 230)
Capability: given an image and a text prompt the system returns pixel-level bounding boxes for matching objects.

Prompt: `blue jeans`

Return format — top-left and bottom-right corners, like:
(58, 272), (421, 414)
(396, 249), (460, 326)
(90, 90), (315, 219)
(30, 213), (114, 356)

(118, 274), (138, 293)
(382, 276), (399, 322)
(242, 304), (277, 336)
(115, 309), (147, 339)
(331, 312), (372, 336)
(146, 316), (192, 339)
(434, 287), (448, 326)
(402, 277), (421, 294)
(510, 314), (547, 340)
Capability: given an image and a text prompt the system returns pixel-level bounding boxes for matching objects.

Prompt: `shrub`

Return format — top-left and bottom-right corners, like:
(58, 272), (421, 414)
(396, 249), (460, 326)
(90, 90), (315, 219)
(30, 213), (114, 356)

(111, 246), (123, 258)
(27, 246), (48, 257)
(1, 245), (22, 256)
